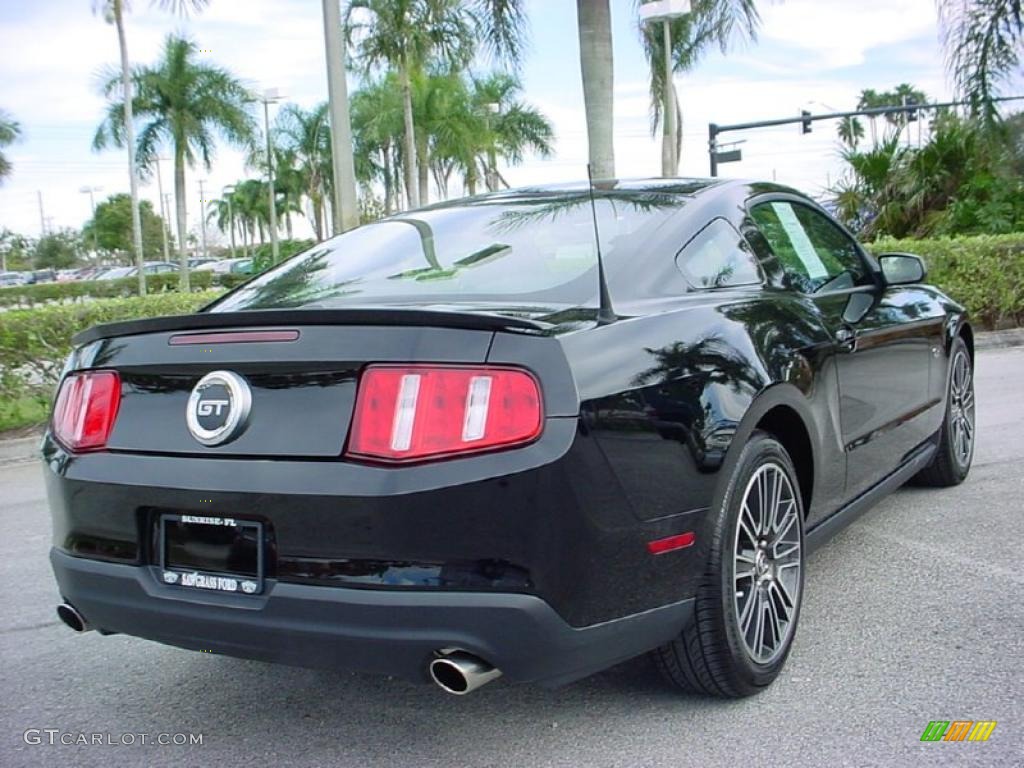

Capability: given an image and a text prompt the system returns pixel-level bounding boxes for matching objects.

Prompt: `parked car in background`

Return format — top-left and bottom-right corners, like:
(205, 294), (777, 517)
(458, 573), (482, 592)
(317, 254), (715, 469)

(0, 271), (29, 287)
(95, 262), (179, 280)
(188, 258), (218, 269)
(196, 257), (253, 275)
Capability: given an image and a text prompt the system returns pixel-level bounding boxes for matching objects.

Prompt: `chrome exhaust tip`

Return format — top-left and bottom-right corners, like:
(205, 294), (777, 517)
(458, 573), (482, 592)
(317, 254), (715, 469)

(56, 602), (91, 633)
(429, 651), (501, 695)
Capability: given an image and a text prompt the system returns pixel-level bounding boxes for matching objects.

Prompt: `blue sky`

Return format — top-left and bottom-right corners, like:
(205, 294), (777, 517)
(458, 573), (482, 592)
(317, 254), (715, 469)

(0, 0), (1015, 240)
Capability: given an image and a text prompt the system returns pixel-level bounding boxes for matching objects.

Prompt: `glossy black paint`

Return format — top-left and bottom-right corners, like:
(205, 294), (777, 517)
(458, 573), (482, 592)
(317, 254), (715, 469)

(44, 179), (970, 682)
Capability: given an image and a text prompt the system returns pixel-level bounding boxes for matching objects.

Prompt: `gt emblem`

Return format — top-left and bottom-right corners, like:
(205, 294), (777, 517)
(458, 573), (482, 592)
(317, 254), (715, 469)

(197, 399), (230, 417)
(186, 371), (252, 446)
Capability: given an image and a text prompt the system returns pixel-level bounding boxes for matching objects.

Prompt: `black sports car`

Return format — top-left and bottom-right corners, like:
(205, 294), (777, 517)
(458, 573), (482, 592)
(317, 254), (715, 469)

(45, 179), (975, 697)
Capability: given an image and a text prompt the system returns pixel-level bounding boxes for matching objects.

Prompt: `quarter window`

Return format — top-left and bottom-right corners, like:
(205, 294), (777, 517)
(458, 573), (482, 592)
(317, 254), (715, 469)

(750, 202), (870, 293)
(676, 218), (762, 289)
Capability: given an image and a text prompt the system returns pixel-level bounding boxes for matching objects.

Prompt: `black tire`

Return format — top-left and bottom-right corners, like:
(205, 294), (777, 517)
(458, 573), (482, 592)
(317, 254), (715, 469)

(914, 336), (975, 487)
(653, 431), (805, 697)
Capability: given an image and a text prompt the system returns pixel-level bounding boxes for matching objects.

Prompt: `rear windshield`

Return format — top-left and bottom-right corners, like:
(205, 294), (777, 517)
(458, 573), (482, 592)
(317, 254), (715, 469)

(209, 190), (689, 312)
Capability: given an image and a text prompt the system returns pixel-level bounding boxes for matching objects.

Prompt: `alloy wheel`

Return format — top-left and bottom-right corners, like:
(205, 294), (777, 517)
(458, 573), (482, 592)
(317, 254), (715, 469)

(733, 462), (802, 665)
(949, 349), (975, 468)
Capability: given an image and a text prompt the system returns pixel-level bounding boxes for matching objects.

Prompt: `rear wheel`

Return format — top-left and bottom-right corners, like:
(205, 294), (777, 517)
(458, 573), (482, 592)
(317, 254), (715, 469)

(915, 337), (974, 487)
(653, 432), (805, 697)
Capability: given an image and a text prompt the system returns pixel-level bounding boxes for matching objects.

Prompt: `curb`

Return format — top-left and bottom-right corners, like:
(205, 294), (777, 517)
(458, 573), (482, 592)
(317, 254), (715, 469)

(0, 435), (42, 466)
(974, 328), (1024, 351)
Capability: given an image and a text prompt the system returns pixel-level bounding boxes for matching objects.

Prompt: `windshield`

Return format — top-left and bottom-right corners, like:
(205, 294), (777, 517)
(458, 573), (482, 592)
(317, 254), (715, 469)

(209, 188), (692, 312)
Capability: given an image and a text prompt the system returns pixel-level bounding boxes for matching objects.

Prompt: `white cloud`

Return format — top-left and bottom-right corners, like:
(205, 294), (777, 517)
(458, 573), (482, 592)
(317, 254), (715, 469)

(758, 0), (939, 68)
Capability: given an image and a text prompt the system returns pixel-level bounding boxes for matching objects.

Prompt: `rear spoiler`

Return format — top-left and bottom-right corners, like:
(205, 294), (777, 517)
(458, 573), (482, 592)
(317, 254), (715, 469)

(72, 308), (548, 346)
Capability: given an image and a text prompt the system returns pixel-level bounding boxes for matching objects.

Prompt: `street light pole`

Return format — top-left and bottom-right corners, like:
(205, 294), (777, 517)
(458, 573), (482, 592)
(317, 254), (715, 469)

(640, 1), (690, 178)
(197, 178), (209, 261)
(224, 185), (237, 259)
(154, 158), (171, 263)
(261, 89), (281, 264)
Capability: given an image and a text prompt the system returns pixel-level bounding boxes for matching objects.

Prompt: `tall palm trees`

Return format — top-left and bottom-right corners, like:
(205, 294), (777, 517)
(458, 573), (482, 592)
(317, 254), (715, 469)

(94, 35), (256, 289)
(274, 103), (334, 240)
(0, 109), (20, 184)
(345, 0), (476, 208)
(92, 0), (210, 294)
(938, 0), (1023, 116)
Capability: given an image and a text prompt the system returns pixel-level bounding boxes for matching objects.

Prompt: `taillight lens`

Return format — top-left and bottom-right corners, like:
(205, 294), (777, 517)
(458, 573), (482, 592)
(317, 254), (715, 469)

(346, 365), (543, 463)
(52, 371), (121, 452)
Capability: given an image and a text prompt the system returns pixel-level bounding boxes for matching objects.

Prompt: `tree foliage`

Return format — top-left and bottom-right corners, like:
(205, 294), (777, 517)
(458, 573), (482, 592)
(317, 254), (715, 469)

(0, 108), (21, 184)
(82, 193), (168, 260)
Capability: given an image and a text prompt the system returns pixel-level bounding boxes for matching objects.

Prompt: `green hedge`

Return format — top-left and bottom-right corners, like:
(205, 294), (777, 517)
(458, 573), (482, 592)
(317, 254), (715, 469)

(866, 233), (1024, 329)
(0, 292), (221, 420)
(0, 271), (249, 309)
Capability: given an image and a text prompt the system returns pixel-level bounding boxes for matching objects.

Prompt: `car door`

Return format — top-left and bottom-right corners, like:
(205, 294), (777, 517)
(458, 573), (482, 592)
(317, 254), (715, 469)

(748, 197), (943, 501)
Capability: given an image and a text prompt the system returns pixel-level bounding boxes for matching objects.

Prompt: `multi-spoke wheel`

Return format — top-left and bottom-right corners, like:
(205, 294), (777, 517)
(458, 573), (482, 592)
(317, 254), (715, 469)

(916, 336), (975, 487)
(654, 431), (805, 697)
(733, 463), (802, 665)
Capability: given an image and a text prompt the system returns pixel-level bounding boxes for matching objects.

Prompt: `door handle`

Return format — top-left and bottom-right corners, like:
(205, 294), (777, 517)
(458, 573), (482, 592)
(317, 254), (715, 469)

(834, 325), (857, 352)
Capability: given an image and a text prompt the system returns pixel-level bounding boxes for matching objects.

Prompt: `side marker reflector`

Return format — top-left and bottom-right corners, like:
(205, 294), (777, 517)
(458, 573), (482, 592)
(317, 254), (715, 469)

(647, 532), (696, 555)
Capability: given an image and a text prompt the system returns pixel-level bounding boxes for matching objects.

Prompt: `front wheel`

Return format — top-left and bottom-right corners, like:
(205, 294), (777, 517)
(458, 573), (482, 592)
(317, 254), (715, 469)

(915, 336), (975, 487)
(653, 432), (805, 697)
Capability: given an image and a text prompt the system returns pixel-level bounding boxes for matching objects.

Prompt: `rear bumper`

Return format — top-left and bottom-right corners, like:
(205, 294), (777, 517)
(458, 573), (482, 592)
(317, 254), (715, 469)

(51, 548), (693, 686)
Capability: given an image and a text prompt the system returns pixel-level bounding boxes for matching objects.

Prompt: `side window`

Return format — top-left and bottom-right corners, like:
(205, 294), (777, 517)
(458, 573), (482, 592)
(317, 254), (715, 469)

(675, 218), (762, 289)
(750, 201), (870, 293)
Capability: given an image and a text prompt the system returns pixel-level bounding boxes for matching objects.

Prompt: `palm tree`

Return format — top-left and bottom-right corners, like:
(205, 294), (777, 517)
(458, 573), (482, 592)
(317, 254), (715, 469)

(837, 116), (865, 149)
(350, 74), (405, 212)
(345, 0), (477, 209)
(92, 0), (211, 295)
(469, 73), (554, 192)
(94, 35), (256, 290)
(0, 109), (21, 184)
(274, 103), (334, 240)
(639, 0), (761, 176)
(938, 0), (1023, 117)
(577, 0), (615, 179)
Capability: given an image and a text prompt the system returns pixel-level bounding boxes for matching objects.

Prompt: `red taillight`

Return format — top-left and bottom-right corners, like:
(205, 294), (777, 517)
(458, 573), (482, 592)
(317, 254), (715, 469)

(52, 371), (121, 452)
(346, 365), (543, 463)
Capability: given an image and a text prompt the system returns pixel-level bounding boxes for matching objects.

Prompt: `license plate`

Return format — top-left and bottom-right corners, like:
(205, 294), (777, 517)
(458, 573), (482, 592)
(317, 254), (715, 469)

(159, 514), (264, 595)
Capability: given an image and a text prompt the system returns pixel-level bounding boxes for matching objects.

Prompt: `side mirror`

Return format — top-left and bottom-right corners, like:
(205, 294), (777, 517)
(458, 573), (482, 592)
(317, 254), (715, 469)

(878, 253), (926, 286)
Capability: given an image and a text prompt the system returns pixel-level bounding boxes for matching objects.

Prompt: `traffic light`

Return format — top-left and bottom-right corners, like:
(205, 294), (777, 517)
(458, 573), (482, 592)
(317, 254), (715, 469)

(800, 110), (812, 134)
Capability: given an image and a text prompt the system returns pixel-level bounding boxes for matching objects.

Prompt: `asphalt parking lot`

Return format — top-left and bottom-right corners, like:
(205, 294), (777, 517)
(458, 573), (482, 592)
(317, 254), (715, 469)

(2, 347), (1022, 768)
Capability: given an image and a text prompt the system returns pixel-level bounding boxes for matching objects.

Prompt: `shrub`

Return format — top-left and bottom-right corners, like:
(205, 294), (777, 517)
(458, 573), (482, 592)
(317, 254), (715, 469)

(867, 233), (1024, 329)
(0, 292), (220, 412)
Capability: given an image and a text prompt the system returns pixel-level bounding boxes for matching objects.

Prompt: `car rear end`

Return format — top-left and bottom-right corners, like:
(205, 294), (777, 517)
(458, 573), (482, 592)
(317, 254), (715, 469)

(44, 309), (693, 689)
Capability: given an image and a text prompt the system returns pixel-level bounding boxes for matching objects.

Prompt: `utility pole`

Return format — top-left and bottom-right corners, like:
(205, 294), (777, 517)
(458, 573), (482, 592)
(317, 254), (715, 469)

(154, 158), (171, 263)
(223, 185), (237, 259)
(322, 0), (360, 235)
(261, 89), (281, 263)
(37, 190), (47, 236)
(197, 178), (209, 260)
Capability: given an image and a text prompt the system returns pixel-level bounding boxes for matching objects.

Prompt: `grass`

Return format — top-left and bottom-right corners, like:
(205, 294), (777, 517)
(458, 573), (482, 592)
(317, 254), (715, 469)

(0, 395), (49, 434)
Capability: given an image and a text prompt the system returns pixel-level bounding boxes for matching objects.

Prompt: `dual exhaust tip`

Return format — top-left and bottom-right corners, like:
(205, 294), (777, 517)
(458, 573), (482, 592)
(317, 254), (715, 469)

(428, 650), (501, 695)
(57, 603), (500, 695)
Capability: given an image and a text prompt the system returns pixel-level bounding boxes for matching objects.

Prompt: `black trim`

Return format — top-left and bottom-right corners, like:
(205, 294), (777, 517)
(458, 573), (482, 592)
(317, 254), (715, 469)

(71, 308), (546, 346)
(805, 441), (936, 551)
(51, 548), (693, 687)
